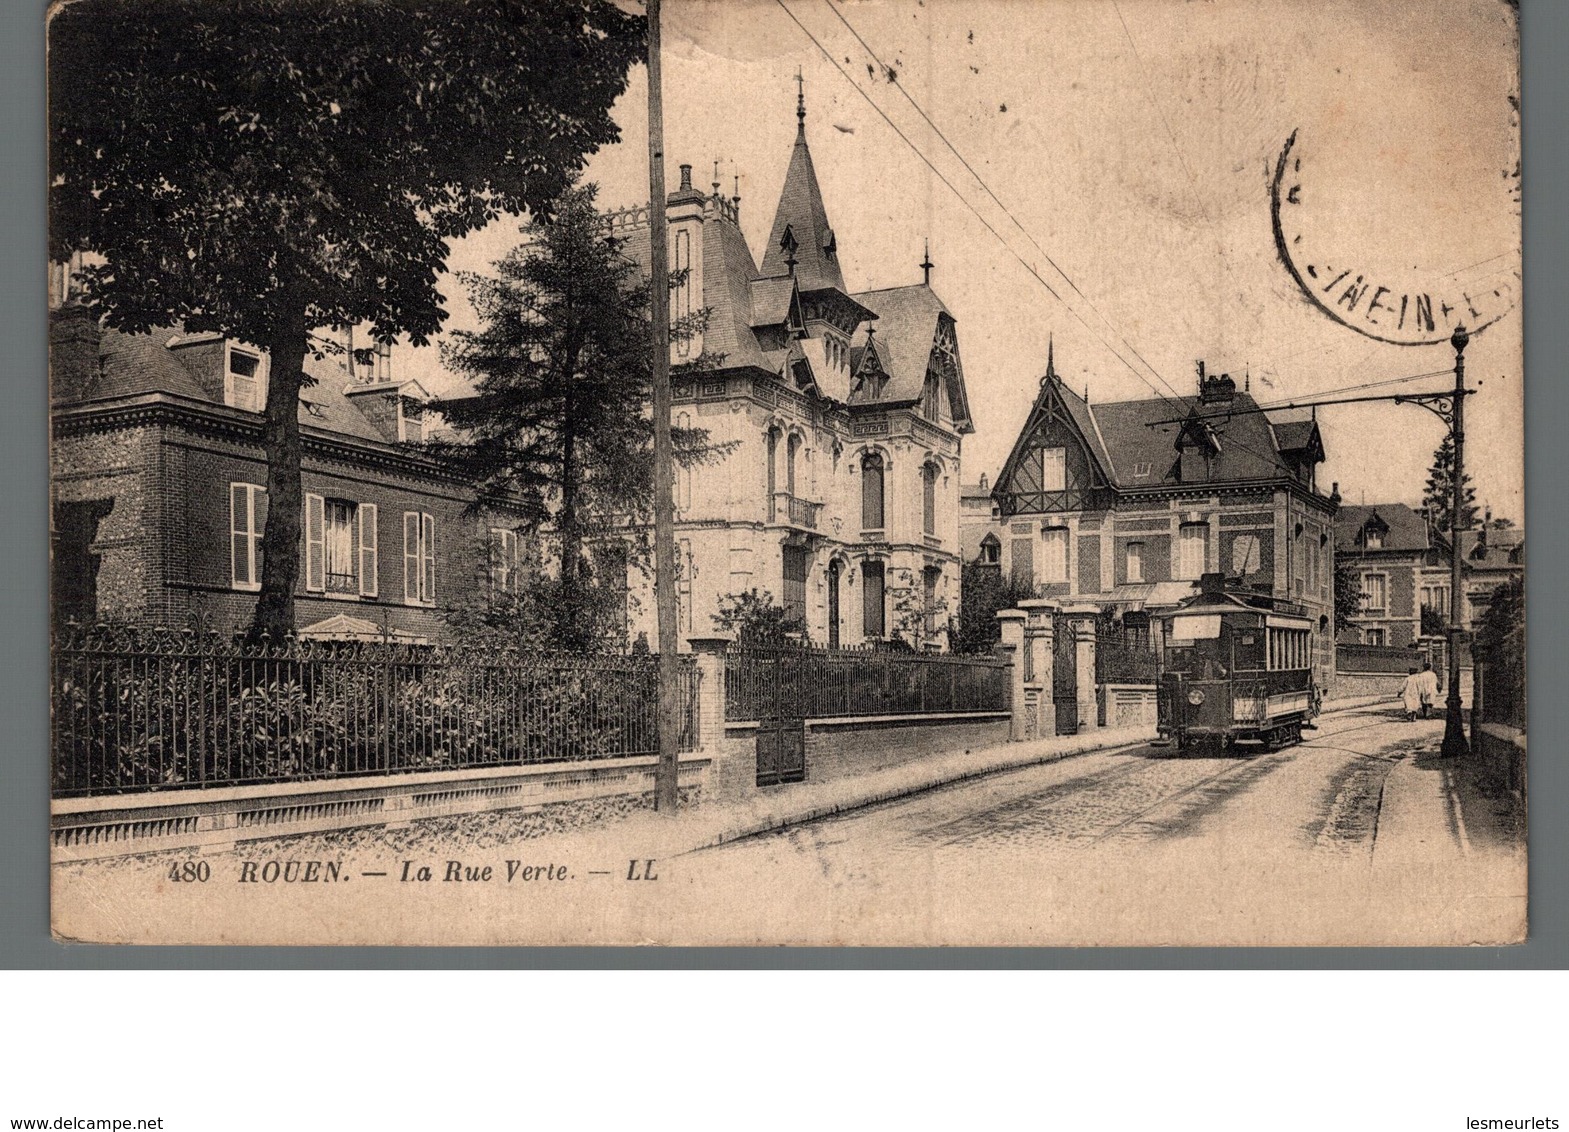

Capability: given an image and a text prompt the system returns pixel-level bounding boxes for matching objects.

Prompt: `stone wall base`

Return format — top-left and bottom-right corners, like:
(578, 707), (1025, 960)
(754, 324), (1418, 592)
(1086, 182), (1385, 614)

(714, 712), (1012, 800)
(52, 754), (711, 863)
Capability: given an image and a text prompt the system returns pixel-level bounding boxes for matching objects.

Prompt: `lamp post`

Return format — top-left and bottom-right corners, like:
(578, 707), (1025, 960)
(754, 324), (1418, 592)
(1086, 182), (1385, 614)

(1440, 323), (1471, 758)
(647, 0), (682, 811)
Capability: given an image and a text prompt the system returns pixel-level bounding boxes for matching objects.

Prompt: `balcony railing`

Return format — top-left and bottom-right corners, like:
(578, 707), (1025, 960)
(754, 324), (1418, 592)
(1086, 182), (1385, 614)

(770, 492), (821, 531)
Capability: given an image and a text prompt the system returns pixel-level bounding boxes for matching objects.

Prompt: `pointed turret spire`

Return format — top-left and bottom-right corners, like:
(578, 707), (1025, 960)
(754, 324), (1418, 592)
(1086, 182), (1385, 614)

(760, 77), (846, 291)
(1046, 334), (1056, 381)
(921, 239), (933, 285)
(796, 67), (806, 138)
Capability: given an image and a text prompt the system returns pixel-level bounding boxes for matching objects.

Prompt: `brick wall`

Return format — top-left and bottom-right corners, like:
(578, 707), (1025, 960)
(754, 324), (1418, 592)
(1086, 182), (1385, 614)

(52, 429), (157, 624)
(55, 413), (519, 639)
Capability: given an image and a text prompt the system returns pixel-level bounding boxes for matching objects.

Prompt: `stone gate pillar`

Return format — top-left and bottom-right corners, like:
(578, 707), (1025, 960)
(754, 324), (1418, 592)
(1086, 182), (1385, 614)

(686, 637), (731, 754)
(1064, 604), (1100, 733)
(1019, 598), (1058, 738)
(995, 610), (1029, 741)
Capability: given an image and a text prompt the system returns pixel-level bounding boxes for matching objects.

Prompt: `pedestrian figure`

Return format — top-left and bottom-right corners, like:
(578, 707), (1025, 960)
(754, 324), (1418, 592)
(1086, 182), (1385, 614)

(1416, 661), (1441, 719)
(1400, 666), (1423, 722)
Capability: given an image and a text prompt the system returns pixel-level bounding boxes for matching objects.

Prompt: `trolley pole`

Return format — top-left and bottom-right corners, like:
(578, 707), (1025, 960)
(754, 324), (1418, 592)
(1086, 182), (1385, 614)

(1440, 324), (1471, 759)
(647, 0), (681, 811)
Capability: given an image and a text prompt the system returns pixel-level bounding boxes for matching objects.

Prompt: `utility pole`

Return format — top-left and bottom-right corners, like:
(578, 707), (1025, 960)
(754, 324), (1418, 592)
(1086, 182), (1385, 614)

(647, 0), (682, 812)
(1441, 324), (1471, 758)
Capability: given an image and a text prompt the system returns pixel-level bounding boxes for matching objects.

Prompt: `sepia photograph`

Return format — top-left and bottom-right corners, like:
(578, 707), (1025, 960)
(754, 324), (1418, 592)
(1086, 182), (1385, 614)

(46, 0), (1526, 946)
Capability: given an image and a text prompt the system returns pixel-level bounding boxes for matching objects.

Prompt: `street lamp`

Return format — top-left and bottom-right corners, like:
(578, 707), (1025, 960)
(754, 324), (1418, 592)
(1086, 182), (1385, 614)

(1440, 323), (1471, 758)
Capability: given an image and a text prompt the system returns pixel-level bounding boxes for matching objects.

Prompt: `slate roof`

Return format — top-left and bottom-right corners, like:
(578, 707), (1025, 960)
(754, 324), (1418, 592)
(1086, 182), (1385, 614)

(1457, 528), (1525, 570)
(846, 285), (972, 430)
(748, 276), (797, 328)
(1334, 503), (1435, 553)
(960, 520), (1002, 565)
(1272, 419), (1320, 453)
(759, 126), (846, 293)
(93, 328), (212, 402)
(57, 323), (406, 445)
(1086, 390), (1297, 487)
(585, 115), (975, 425)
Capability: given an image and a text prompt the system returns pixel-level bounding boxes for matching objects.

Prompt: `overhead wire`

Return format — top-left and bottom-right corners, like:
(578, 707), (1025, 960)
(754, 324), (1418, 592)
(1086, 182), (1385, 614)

(792, 0), (1306, 477)
(821, 0), (1183, 402)
(770, 0), (1169, 404)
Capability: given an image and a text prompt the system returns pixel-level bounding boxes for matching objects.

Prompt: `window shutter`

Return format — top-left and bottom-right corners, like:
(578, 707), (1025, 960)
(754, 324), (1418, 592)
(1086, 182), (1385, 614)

(304, 493), (325, 592)
(421, 513), (436, 602)
(420, 511), (439, 599)
(359, 503), (378, 597)
(403, 512), (420, 603)
(230, 484), (250, 587)
(862, 458), (883, 530)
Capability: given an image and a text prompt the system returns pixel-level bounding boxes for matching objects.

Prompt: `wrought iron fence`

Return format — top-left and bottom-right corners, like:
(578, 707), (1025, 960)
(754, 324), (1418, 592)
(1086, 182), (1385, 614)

(1096, 625), (1159, 685)
(723, 642), (1010, 721)
(51, 625), (698, 798)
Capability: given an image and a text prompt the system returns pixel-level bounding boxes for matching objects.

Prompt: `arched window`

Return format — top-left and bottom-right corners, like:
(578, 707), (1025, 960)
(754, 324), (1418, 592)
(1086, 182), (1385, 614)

(979, 533), (1001, 565)
(786, 433), (801, 498)
(922, 462), (939, 536)
(766, 427), (780, 520)
(861, 452), (885, 532)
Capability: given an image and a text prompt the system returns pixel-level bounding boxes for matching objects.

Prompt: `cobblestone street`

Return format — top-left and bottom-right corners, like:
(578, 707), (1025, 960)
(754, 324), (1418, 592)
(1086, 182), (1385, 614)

(665, 704), (1526, 944)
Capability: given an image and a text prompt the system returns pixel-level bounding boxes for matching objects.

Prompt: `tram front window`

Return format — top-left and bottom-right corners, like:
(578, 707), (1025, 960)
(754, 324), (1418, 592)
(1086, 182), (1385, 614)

(1166, 614), (1228, 679)
(1165, 637), (1228, 679)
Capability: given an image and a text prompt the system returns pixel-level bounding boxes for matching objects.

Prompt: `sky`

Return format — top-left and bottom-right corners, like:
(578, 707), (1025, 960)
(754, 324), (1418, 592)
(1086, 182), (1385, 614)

(401, 0), (1523, 522)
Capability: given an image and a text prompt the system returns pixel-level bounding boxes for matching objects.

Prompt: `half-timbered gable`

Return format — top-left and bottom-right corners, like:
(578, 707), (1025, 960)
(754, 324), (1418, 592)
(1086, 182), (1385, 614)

(968, 348), (1336, 686)
(993, 353), (1113, 518)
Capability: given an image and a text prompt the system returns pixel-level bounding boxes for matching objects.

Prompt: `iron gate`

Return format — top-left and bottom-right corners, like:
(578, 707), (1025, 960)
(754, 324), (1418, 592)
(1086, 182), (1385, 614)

(1053, 613), (1078, 735)
(755, 650), (807, 787)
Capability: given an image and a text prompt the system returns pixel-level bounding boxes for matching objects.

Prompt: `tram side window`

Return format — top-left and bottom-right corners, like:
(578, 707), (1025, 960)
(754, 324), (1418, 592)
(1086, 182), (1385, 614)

(1235, 629), (1263, 671)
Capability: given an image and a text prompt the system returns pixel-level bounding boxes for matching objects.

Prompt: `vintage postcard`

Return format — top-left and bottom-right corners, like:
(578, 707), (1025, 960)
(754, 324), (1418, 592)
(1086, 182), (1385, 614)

(47, 0), (1525, 946)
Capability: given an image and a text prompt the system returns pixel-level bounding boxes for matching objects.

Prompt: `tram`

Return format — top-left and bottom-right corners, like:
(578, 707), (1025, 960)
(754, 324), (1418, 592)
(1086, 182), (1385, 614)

(1155, 573), (1320, 752)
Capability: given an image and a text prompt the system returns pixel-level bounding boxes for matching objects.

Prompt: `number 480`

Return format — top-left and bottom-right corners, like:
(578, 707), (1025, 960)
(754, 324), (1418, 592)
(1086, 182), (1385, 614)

(167, 860), (211, 883)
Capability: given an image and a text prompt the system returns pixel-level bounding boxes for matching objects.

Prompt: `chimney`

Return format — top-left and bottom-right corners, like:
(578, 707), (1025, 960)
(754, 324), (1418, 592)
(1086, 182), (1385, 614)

(49, 303), (102, 402)
(1199, 369), (1238, 404)
(668, 162), (704, 207)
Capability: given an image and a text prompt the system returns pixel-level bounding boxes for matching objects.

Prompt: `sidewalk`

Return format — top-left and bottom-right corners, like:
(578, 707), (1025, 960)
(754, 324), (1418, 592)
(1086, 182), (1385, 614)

(569, 723), (1157, 862)
(1366, 718), (1523, 867)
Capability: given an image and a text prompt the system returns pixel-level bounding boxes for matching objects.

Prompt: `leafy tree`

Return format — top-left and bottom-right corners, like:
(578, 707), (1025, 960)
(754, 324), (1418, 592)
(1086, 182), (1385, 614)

(1333, 558), (1365, 635)
(49, 0), (644, 640)
(432, 185), (725, 647)
(1421, 434), (1479, 534)
(712, 590), (805, 645)
(1491, 516), (1517, 530)
(1420, 604), (1447, 637)
(950, 562), (1035, 656)
(887, 568), (947, 652)
(444, 568), (633, 654)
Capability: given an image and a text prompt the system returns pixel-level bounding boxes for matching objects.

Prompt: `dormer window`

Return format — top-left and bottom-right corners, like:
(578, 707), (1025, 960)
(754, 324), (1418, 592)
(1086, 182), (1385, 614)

(1364, 526), (1383, 549)
(399, 397), (425, 444)
(225, 344), (268, 412)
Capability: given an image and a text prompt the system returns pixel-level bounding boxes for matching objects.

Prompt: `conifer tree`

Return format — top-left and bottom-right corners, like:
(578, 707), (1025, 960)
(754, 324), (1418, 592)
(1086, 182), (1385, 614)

(1421, 434), (1479, 534)
(434, 185), (723, 650)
